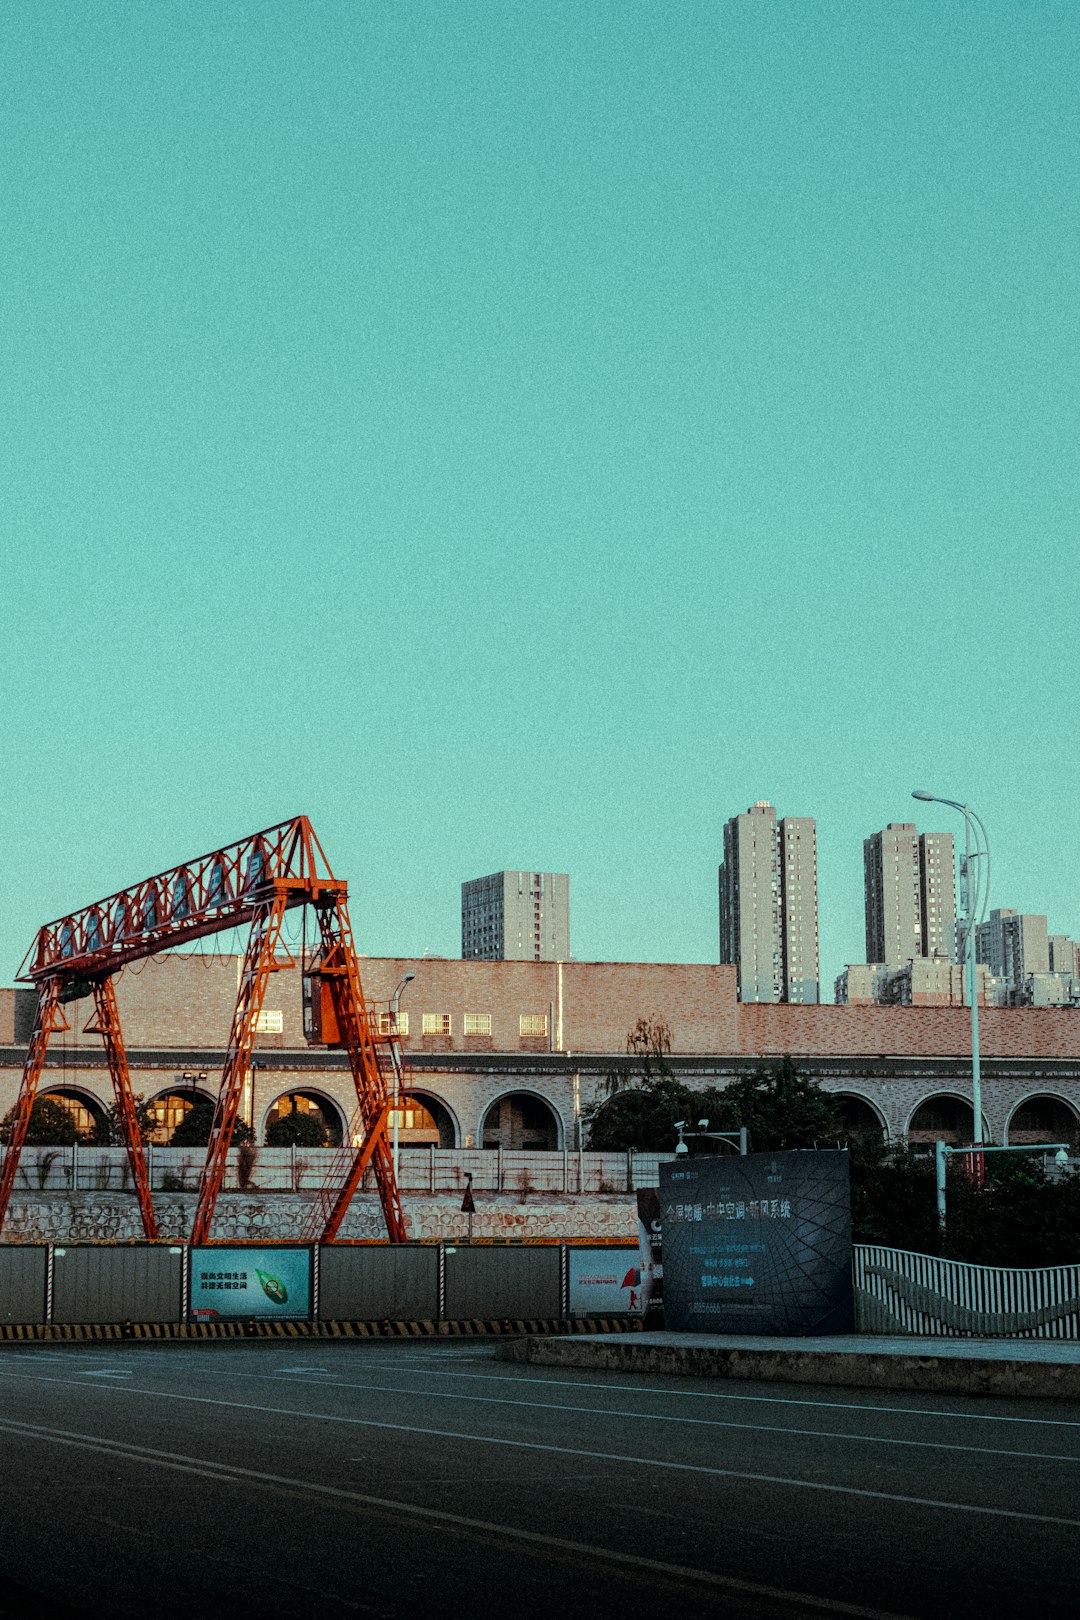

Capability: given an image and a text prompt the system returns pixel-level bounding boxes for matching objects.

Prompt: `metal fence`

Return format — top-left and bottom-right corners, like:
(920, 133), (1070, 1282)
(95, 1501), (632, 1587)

(854, 1245), (1080, 1339)
(2, 1145), (674, 1196)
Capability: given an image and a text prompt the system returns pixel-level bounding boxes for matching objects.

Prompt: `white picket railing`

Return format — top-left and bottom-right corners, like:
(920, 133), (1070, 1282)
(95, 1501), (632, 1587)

(2, 1144), (676, 1196)
(854, 1245), (1080, 1339)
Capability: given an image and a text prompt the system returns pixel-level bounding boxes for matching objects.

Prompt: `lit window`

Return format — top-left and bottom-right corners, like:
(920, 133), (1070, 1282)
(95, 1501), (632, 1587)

(378, 1011), (410, 1036)
(519, 1013), (549, 1037)
(422, 1013), (452, 1036)
(255, 1010), (283, 1034)
(464, 1013), (492, 1036)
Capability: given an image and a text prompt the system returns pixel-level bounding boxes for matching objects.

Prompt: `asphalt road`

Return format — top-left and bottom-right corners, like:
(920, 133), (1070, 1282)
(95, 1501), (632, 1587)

(0, 1340), (1078, 1620)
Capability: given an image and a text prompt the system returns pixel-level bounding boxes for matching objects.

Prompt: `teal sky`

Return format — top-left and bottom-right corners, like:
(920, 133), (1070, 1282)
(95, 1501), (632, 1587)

(2, 2), (1077, 994)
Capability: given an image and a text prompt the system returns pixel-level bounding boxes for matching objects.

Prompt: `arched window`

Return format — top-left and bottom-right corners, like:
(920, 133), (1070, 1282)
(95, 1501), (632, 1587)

(481, 1092), (561, 1151)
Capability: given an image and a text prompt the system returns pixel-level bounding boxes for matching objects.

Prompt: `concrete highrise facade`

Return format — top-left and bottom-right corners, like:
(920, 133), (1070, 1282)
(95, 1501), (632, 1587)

(719, 801), (819, 1003)
(919, 831), (957, 962)
(864, 823), (956, 967)
(461, 871), (570, 962)
(1049, 935), (1080, 979)
(976, 909), (1049, 995)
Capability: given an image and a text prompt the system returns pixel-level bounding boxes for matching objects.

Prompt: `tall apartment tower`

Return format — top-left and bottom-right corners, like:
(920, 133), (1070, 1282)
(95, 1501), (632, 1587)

(864, 824), (956, 966)
(719, 801), (819, 1003)
(976, 909), (1049, 993)
(1049, 935), (1080, 979)
(461, 871), (570, 962)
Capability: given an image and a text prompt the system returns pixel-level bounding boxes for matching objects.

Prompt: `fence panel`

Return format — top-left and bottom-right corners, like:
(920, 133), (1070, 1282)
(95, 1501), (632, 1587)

(853, 1245), (1080, 1339)
(318, 1245), (439, 1322)
(443, 1244), (561, 1321)
(0, 1246), (49, 1324)
(51, 1243), (185, 1324)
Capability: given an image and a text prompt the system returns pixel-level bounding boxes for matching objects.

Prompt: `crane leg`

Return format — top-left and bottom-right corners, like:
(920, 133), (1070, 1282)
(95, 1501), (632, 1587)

(88, 978), (159, 1241)
(0, 978), (65, 1236)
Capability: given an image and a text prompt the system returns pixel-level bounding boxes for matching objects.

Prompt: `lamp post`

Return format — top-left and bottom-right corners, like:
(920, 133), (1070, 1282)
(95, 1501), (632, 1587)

(935, 1140), (1069, 1230)
(390, 972), (415, 1183)
(912, 791), (991, 1182)
(674, 1119), (748, 1155)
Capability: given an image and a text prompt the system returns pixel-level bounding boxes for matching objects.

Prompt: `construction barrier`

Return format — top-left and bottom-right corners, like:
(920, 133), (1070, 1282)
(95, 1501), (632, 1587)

(0, 1241), (638, 1334)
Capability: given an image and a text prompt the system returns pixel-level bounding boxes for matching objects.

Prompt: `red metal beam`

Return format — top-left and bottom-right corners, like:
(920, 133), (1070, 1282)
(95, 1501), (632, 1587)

(17, 816), (334, 982)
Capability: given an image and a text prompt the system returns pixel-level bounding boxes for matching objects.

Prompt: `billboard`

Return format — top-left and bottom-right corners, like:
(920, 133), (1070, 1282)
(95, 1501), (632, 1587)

(568, 1247), (640, 1315)
(659, 1151), (853, 1335)
(636, 1188), (665, 1328)
(190, 1247), (312, 1320)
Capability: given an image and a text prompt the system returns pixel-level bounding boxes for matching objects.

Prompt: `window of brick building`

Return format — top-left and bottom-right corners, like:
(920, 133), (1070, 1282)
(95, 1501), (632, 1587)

(255, 1010), (283, 1034)
(464, 1013), (492, 1036)
(519, 1013), (548, 1038)
(422, 1012), (452, 1036)
(378, 1011), (410, 1036)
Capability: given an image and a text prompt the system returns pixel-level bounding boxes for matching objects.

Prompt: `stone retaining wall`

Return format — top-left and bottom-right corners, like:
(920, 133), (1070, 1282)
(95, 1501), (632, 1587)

(0, 1192), (638, 1245)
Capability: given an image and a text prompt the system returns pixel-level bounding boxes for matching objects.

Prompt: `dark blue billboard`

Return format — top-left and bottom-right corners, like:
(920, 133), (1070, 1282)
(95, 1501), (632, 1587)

(659, 1150), (854, 1335)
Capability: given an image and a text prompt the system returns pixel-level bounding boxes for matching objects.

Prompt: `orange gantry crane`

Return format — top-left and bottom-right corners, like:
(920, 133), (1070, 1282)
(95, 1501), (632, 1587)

(0, 817), (406, 1244)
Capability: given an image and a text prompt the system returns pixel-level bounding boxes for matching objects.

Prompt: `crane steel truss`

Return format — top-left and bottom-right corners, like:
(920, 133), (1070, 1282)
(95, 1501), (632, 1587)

(0, 817), (406, 1244)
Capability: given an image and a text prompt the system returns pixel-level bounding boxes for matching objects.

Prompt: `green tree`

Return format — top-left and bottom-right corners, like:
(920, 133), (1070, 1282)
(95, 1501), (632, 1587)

(265, 1109), (328, 1148)
(89, 1093), (155, 1146)
(170, 1098), (253, 1147)
(0, 1097), (81, 1146)
(586, 1018), (745, 1152)
(711, 1057), (839, 1151)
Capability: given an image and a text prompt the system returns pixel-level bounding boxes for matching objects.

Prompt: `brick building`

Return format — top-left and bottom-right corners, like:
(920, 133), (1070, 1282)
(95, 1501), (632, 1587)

(2, 953), (1079, 1153)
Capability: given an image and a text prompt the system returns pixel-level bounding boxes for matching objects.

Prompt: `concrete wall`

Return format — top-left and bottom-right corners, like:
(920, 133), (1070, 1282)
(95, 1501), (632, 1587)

(0, 1192), (638, 1246)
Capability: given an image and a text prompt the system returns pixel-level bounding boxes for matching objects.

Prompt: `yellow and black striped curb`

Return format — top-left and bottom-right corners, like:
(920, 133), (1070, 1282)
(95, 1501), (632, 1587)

(0, 1316), (642, 1344)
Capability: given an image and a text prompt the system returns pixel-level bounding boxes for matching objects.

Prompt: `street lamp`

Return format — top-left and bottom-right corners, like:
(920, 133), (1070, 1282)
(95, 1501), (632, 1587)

(390, 971), (415, 1181)
(673, 1119), (748, 1155)
(935, 1140), (1070, 1230)
(912, 790), (991, 1181)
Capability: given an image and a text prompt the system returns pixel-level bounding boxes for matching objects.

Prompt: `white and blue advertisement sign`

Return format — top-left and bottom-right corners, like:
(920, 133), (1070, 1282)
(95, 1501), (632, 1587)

(190, 1246), (312, 1320)
(568, 1247), (640, 1315)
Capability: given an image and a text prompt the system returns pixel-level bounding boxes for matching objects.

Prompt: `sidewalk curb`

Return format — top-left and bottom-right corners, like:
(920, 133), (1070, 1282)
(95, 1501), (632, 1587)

(498, 1335), (1080, 1400)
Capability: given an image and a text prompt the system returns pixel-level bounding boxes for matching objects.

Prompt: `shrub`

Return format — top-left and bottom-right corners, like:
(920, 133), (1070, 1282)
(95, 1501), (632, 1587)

(266, 1110), (328, 1148)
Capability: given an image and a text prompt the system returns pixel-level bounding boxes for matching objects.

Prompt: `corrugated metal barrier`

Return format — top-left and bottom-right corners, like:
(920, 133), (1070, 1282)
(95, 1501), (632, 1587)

(0, 1241), (636, 1332)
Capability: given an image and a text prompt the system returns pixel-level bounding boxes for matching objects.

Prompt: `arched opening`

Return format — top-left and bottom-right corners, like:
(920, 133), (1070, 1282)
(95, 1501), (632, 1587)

(907, 1094), (988, 1147)
(39, 1088), (107, 1141)
(147, 1089), (213, 1145)
(1006, 1095), (1080, 1150)
(263, 1090), (345, 1147)
(390, 1092), (457, 1148)
(481, 1091), (561, 1151)
(833, 1093), (887, 1144)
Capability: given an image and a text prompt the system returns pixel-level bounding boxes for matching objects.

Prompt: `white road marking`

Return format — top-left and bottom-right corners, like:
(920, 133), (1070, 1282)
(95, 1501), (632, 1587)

(149, 1364), (1080, 1465)
(0, 1413), (933, 1620)
(366, 1361), (1080, 1430)
(0, 1368), (1076, 1530)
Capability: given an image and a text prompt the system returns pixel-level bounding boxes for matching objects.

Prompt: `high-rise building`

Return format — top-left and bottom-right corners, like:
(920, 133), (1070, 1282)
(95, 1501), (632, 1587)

(461, 871), (570, 962)
(719, 801), (819, 1003)
(919, 831), (957, 961)
(1049, 935), (1080, 979)
(863, 823), (956, 966)
(976, 909), (1049, 996)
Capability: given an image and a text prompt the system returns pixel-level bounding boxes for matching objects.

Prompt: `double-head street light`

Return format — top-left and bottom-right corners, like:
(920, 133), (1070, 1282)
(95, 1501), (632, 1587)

(674, 1119), (748, 1155)
(390, 971), (415, 1181)
(912, 790), (991, 1181)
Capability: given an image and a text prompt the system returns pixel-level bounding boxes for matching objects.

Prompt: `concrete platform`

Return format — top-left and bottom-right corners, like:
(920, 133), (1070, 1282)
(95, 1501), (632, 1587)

(500, 1329), (1080, 1399)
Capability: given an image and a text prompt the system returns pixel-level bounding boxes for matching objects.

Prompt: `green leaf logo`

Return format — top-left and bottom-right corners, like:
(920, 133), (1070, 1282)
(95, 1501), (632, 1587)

(256, 1269), (288, 1304)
